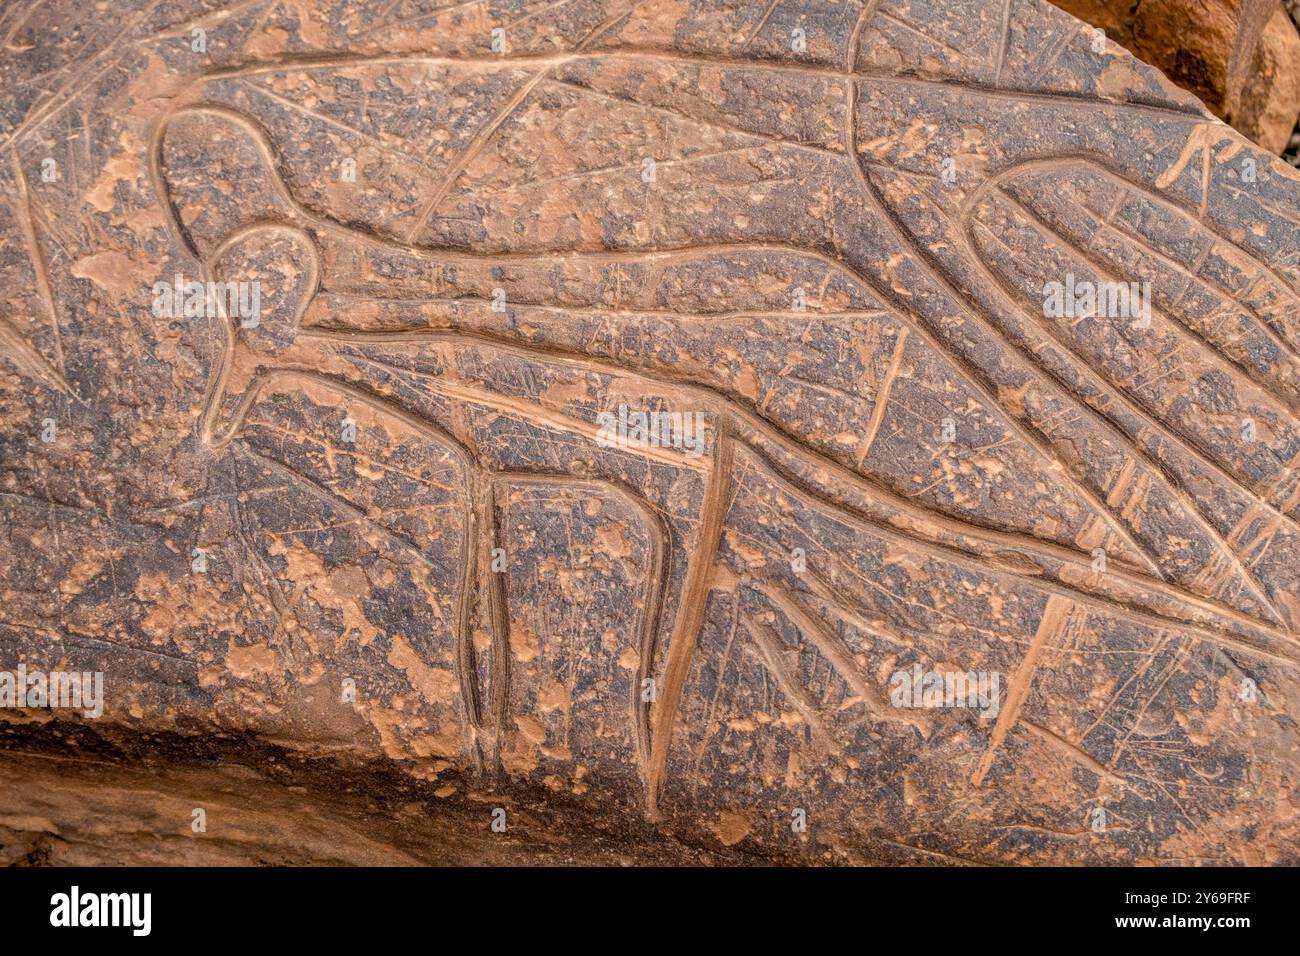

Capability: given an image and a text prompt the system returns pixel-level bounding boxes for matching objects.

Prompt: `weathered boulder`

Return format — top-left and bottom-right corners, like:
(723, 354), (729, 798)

(1236, 4), (1300, 153)
(1054, 0), (1300, 151)
(1, 0), (1298, 865)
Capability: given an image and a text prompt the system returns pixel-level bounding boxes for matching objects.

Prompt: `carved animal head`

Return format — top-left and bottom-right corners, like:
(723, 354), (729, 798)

(157, 106), (324, 444)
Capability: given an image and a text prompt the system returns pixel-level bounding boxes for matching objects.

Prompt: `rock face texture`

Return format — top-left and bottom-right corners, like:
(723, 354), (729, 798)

(1053, 0), (1300, 152)
(1, 0), (1298, 866)
(1235, 4), (1300, 154)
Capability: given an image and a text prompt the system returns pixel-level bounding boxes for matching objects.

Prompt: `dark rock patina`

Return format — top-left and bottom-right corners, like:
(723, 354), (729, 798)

(1, 0), (1298, 864)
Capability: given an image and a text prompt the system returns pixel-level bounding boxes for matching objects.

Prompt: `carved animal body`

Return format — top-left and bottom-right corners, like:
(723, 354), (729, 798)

(3, 0), (1298, 864)
(156, 72), (1299, 813)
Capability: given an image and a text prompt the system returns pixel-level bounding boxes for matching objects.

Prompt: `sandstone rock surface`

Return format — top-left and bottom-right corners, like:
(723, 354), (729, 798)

(1, 0), (1298, 865)
(1236, 4), (1300, 154)
(1053, 0), (1300, 151)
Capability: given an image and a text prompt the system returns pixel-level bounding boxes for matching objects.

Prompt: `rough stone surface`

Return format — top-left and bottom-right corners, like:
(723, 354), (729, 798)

(1062, 0), (1275, 109)
(1, 0), (1299, 865)
(1287, 5), (1300, 168)
(1236, 4), (1300, 154)
(1054, 0), (1300, 152)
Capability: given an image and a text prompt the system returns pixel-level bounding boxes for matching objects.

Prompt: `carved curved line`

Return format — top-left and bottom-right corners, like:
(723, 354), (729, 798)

(958, 152), (1300, 305)
(840, 89), (1164, 582)
(850, 68), (1208, 122)
(951, 165), (1297, 622)
(1107, 209), (1300, 370)
(494, 472), (671, 781)
(152, 105), (308, 263)
(197, 222), (321, 447)
(9, 148), (76, 400)
(844, 0), (883, 73)
(646, 427), (731, 817)
(477, 470), (507, 766)
(981, 163), (1300, 412)
(733, 433), (1300, 668)
(299, 323), (1294, 651)
(186, 47), (1208, 122)
(957, 201), (1295, 622)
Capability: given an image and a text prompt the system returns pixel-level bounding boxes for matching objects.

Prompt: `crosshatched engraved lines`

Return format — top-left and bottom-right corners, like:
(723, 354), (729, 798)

(955, 161), (1300, 628)
(114, 8), (1300, 854)
(157, 100), (1166, 581)
(970, 197), (1300, 507)
(859, 149), (1297, 627)
(694, 439), (1243, 832)
(0, 0), (164, 151)
(972, 594), (1078, 786)
(155, 91), (1300, 656)
(748, 576), (924, 734)
(492, 473), (666, 792)
(725, 426), (1296, 663)
(226, 382), (482, 763)
(993, 166), (1300, 413)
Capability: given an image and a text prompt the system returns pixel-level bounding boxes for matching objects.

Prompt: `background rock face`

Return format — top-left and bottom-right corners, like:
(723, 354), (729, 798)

(1, 0), (1298, 865)
(1236, 4), (1300, 155)
(1052, 0), (1300, 153)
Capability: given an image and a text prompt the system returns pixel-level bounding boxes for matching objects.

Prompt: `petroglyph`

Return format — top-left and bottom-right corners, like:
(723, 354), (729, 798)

(1, 0), (1297, 865)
